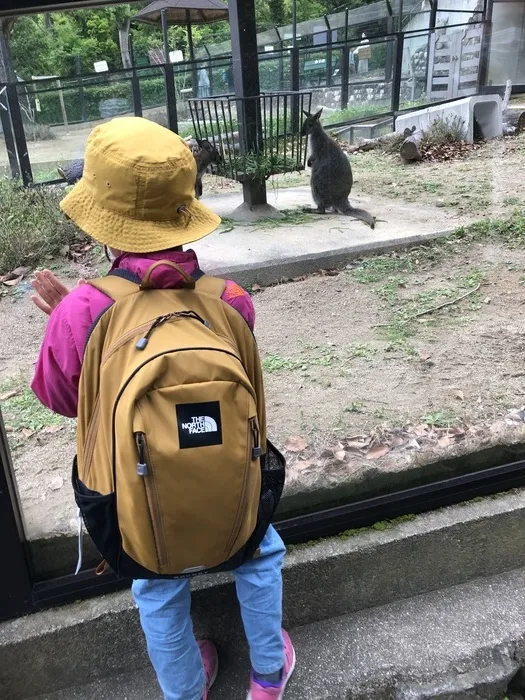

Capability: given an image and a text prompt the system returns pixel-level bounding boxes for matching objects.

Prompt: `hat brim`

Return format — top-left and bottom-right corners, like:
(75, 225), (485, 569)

(60, 178), (221, 253)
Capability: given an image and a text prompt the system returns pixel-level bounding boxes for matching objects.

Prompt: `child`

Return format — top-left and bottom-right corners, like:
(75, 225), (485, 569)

(31, 117), (295, 700)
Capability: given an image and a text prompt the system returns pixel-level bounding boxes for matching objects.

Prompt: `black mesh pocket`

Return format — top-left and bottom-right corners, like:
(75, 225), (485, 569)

(72, 458), (120, 570)
(242, 440), (286, 561)
(261, 440), (286, 506)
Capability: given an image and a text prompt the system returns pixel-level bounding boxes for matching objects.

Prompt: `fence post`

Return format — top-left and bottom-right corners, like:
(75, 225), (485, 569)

(129, 35), (142, 118)
(291, 46), (300, 133)
(6, 83), (32, 185)
(341, 44), (349, 111)
(478, 0), (494, 90)
(324, 16), (332, 88)
(0, 85), (21, 179)
(164, 63), (178, 133)
(229, 0), (267, 210)
(391, 32), (404, 114)
(0, 409), (34, 622)
(75, 56), (87, 123)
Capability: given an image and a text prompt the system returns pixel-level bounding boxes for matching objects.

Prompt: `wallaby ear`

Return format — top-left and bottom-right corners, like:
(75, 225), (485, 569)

(314, 108), (323, 120)
(196, 138), (204, 148)
(303, 110), (310, 118)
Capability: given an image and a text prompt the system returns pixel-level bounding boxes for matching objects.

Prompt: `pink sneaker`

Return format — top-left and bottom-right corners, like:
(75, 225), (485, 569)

(199, 640), (219, 700)
(247, 630), (296, 700)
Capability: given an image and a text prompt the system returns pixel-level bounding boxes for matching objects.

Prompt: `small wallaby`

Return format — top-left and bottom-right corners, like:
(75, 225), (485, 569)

(301, 109), (375, 228)
(194, 139), (222, 199)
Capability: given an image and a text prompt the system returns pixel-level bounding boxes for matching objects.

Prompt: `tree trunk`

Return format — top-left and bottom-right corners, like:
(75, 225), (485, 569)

(118, 20), (132, 70)
(400, 127), (424, 162)
(0, 19), (16, 83)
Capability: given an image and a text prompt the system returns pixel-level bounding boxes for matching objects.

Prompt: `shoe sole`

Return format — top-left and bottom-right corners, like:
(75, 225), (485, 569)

(246, 645), (296, 700)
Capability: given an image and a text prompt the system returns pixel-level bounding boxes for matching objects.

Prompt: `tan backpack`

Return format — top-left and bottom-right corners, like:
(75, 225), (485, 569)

(73, 261), (285, 578)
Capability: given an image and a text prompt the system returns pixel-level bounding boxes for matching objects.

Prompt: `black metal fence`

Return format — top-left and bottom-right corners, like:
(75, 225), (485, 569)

(0, 15), (493, 188)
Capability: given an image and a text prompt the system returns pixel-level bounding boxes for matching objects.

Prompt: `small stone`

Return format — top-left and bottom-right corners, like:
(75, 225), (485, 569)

(49, 476), (64, 491)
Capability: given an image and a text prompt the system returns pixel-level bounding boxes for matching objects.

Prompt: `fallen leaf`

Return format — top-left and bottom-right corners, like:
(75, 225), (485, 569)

(11, 266), (30, 277)
(366, 444), (390, 460)
(42, 425), (64, 434)
(334, 450), (347, 462)
(4, 425), (14, 433)
(3, 275), (23, 287)
(0, 389), (19, 401)
(285, 435), (309, 453)
(251, 284), (262, 292)
(391, 435), (407, 447)
(21, 428), (34, 438)
(454, 390), (465, 401)
(49, 476), (64, 491)
(293, 459), (314, 472)
(345, 440), (368, 450)
(438, 436), (455, 448)
(419, 352), (431, 361)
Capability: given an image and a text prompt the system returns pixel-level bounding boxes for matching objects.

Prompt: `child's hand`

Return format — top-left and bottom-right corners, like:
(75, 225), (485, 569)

(31, 270), (86, 316)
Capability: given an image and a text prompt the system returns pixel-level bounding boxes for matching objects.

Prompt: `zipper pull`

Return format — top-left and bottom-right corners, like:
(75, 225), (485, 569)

(136, 317), (165, 351)
(136, 433), (148, 476)
(251, 420), (261, 460)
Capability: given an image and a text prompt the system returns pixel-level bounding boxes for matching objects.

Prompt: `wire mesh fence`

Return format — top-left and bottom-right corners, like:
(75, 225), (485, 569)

(189, 91), (312, 182)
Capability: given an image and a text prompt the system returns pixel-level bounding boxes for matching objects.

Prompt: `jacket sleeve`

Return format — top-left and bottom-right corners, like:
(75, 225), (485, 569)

(31, 305), (84, 419)
(221, 281), (256, 330)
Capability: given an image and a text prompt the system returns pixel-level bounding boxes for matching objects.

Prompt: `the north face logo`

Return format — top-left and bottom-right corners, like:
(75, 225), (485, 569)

(181, 416), (218, 434)
(177, 402), (222, 449)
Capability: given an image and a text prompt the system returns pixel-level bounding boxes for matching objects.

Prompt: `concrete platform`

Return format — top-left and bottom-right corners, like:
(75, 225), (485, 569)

(4, 491), (525, 699)
(28, 566), (525, 699)
(194, 187), (465, 287)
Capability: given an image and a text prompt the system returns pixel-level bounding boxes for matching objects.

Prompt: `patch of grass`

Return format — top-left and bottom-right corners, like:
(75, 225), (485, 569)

(252, 208), (315, 230)
(352, 256), (413, 283)
(0, 179), (84, 274)
(423, 114), (467, 145)
(503, 196), (522, 207)
(262, 354), (302, 372)
(345, 401), (366, 414)
(347, 343), (377, 359)
(0, 380), (62, 432)
(421, 408), (459, 428)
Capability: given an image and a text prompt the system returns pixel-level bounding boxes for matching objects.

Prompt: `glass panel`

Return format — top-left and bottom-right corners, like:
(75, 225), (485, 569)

(489, 1), (525, 85)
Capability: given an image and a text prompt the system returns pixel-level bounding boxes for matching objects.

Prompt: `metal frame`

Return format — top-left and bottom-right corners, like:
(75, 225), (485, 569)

(0, 0), (512, 625)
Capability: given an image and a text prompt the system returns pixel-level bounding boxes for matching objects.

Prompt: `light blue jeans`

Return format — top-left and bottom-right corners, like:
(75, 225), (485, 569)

(132, 526), (286, 700)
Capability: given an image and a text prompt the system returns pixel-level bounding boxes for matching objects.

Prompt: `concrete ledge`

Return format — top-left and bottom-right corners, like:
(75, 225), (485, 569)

(26, 568), (525, 699)
(3, 491), (525, 698)
(204, 228), (454, 288)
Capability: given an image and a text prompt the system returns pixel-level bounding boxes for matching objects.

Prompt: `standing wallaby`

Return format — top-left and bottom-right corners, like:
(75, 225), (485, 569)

(301, 109), (375, 228)
(194, 139), (222, 199)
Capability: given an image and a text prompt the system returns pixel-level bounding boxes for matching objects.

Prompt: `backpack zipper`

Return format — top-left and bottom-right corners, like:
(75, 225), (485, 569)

(102, 312), (210, 364)
(136, 432), (168, 568)
(224, 417), (260, 557)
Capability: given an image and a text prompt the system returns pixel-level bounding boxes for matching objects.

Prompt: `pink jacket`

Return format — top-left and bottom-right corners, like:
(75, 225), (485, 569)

(32, 249), (255, 418)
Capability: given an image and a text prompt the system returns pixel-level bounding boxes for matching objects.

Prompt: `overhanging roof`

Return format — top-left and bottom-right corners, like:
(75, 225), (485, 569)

(133, 0), (228, 25)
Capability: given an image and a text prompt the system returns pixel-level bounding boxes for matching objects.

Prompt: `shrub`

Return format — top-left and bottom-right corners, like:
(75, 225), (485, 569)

(423, 114), (467, 145)
(0, 180), (84, 274)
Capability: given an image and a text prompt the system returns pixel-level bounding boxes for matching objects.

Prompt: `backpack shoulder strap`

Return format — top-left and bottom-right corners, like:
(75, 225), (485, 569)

(195, 272), (226, 298)
(87, 269), (141, 302)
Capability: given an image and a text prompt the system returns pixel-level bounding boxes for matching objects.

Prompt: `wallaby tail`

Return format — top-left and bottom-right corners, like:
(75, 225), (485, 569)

(335, 201), (376, 229)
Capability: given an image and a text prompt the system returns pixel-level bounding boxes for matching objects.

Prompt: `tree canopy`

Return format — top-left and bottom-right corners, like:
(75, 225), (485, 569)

(2, 0), (379, 81)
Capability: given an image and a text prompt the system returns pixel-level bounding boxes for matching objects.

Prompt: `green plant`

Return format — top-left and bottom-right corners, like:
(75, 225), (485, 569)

(262, 354), (302, 372)
(0, 179), (84, 274)
(0, 383), (63, 432)
(421, 408), (458, 428)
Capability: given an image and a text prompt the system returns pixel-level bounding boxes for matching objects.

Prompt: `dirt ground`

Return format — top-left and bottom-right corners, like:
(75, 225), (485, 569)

(1, 134), (525, 542)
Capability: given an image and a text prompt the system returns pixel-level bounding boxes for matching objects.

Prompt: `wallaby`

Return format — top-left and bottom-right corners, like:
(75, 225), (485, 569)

(194, 139), (222, 199)
(301, 109), (375, 228)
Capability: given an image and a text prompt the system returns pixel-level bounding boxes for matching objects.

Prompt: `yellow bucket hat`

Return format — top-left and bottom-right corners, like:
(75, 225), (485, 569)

(60, 116), (221, 253)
